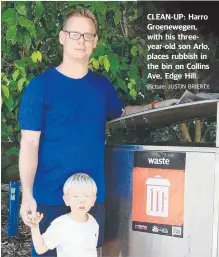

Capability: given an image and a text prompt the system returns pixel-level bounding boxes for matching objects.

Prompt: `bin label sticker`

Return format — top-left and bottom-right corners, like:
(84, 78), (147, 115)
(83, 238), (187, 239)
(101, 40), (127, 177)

(132, 151), (185, 238)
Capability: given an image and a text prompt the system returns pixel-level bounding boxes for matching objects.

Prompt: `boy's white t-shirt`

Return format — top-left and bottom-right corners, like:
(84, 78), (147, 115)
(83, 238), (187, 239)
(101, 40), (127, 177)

(42, 213), (99, 257)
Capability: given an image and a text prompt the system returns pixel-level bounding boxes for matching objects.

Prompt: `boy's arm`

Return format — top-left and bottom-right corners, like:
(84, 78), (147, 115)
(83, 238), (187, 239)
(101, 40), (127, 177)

(31, 226), (49, 255)
(29, 213), (61, 254)
(29, 213), (48, 255)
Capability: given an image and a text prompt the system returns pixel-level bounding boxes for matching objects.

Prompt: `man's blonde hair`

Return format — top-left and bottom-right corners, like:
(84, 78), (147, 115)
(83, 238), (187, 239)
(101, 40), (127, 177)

(63, 8), (98, 31)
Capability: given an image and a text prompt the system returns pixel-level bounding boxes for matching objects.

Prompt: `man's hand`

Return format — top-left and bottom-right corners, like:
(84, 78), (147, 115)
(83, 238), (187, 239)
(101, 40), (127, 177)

(20, 195), (37, 226)
(154, 99), (178, 109)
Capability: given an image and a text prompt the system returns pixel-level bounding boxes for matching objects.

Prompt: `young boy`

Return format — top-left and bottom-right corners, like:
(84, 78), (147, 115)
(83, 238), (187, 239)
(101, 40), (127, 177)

(29, 173), (99, 257)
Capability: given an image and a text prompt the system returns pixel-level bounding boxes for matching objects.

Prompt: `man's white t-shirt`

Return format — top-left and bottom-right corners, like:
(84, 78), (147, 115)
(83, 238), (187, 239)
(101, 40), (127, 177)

(42, 213), (99, 257)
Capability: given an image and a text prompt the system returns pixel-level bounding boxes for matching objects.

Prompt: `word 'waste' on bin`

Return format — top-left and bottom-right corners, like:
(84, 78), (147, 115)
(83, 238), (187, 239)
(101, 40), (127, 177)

(8, 181), (20, 237)
(105, 100), (219, 257)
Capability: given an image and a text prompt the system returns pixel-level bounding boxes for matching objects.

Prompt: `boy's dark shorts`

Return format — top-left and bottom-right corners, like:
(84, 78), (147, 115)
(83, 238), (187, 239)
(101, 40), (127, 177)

(32, 203), (105, 257)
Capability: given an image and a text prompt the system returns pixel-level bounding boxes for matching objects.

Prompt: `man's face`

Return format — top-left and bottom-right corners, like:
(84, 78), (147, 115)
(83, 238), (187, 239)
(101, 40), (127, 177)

(63, 185), (96, 215)
(59, 16), (97, 62)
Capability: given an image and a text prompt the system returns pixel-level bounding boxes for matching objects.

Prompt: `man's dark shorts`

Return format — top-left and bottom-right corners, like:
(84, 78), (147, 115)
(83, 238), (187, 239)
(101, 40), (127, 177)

(32, 203), (105, 257)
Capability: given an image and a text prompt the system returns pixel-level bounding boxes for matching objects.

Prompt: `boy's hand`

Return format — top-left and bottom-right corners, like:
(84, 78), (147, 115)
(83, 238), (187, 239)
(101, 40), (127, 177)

(29, 212), (43, 229)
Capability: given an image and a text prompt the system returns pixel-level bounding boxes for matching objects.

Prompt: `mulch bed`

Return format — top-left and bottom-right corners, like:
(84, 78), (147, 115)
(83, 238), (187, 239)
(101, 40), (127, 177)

(1, 184), (31, 257)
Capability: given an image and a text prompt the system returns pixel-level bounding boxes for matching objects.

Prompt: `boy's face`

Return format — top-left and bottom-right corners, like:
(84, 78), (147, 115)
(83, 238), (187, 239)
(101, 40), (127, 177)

(63, 185), (96, 215)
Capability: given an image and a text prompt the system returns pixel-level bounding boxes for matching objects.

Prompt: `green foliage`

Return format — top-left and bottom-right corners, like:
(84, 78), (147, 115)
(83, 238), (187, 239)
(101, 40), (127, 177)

(2, 1), (215, 160)
(2, 1), (148, 145)
(7, 146), (19, 155)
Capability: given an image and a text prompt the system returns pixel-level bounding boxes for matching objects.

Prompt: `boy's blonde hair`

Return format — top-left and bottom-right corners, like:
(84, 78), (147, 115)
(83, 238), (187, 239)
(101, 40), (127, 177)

(63, 173), (97, 195)
(63, 8), (98, 31)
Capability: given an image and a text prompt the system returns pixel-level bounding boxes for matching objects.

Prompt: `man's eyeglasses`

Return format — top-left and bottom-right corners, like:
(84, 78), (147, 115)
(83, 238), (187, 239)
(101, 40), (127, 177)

(63, 30), (96, 42)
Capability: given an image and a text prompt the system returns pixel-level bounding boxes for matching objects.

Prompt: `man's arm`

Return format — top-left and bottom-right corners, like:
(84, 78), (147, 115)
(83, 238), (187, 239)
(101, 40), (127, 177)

(122, 104), (152, 116)
(19, 130), (41, 224)
(122, 99), (178, 116)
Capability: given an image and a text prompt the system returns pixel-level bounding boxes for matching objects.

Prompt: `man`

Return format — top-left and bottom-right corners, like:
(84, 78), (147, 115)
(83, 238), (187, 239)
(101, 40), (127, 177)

(19, 8), (177, 257)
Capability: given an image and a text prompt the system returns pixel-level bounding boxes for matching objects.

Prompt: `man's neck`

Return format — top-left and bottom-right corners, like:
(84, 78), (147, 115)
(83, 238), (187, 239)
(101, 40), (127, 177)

(56, 59), (89, 79)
